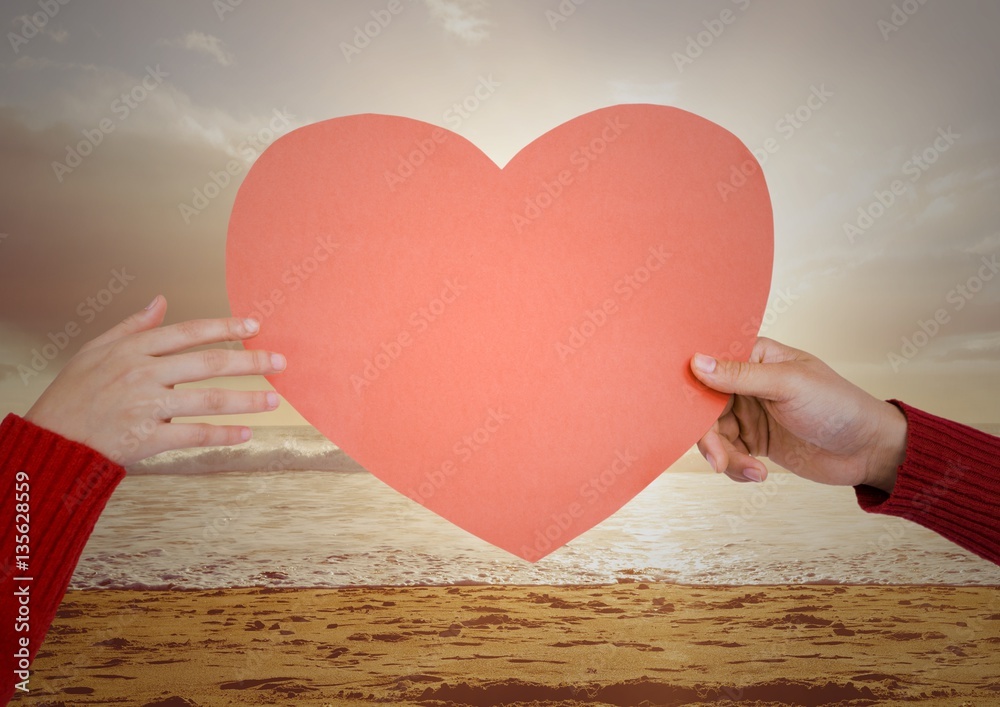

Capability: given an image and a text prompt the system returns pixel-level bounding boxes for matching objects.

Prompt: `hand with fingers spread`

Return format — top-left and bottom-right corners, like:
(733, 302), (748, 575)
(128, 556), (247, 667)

(22, 295), (286, 466)
(689, 337), (908, 493)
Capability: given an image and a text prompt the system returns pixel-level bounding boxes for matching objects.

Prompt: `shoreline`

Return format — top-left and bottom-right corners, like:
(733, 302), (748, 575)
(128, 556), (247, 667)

(65, 582), (1000, 596)
(69, 580), (1000, 590)
(25, 583), (1000, 705)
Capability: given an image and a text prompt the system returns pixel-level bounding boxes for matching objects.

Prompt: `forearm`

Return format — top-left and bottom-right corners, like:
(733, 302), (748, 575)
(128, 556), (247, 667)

(1, 413), (125, 703)
(855, 400), (1000, 566)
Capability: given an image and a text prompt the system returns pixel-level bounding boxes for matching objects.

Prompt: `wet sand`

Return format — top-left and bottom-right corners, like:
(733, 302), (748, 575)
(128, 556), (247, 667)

(22, 583), (1000, 706)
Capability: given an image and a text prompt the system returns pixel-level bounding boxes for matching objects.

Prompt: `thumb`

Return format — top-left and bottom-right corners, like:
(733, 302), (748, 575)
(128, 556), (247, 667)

(690, 353), (788, 402)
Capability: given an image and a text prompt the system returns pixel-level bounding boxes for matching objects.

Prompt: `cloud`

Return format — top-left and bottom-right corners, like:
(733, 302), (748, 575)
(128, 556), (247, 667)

(11, 14), (69, 44)
(964, 232), (1000, 256)
(0, 106), (259, 344)
(933, 334), (1000, 363)
(8, 55), (100, 72)
(2, 58), (301, 160)
(609, 79), (679, 104)
(158, 31), (236, 67)
(424, 0), (491, 44)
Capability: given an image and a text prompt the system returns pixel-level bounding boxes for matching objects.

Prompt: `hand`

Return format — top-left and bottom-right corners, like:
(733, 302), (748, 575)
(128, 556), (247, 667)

(689, 337), (907, 493)
(23, 295), (286, 466)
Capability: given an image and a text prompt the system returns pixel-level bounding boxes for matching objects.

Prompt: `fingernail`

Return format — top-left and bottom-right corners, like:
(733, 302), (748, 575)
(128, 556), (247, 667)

(240, 427), (252, 442)
(144, 295), (159, 310)
(742, 467), (765, 483)
(265, 392), (279, 409)
(705, 453), (718, 473)
(693, 353), (717, 374)
(244, 318), (260, 334)
(271, 353), (286, 371)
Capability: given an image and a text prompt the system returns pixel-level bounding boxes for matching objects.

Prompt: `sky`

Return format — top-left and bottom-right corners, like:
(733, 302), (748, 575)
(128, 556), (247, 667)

(0, 0), (998, 426)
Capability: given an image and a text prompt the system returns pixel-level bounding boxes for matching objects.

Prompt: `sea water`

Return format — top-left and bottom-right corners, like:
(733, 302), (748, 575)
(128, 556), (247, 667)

(70, 425), (1000, 590)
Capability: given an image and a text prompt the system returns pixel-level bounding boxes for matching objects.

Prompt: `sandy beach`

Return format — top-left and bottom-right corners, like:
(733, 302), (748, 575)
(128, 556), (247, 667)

(20, 583), (1000, 706)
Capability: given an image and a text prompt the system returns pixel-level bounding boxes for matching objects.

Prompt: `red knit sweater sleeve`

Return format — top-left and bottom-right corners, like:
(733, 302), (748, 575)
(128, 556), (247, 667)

(1, 413), (125, 705)
(855, 400), (1000, 566)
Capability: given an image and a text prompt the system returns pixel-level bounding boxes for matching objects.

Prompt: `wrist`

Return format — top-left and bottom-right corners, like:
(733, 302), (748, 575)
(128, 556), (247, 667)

(23, 402), (62, 440)
(864, 401), (907, 493)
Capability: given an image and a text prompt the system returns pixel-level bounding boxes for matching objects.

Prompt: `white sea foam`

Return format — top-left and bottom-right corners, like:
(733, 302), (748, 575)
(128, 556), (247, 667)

(126, 423), (1000, 476)
(73, 425), (1000, 590)
(126, 426), (364, 475)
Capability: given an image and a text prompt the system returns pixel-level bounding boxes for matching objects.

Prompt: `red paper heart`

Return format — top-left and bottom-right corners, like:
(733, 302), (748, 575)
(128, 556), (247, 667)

(226, 105), (772, 561)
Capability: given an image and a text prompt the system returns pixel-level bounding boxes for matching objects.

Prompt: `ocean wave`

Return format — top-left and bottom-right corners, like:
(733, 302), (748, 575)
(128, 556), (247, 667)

(126, 423), (998, 476)
(74, 468), (1000, 590)
(127, 426), (366, 475)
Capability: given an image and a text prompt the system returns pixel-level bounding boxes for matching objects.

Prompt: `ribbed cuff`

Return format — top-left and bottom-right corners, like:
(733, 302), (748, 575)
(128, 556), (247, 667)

(2, 413), (126, 703)
(854, 401), (1000, 565)
(2, 413), (125, 551)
